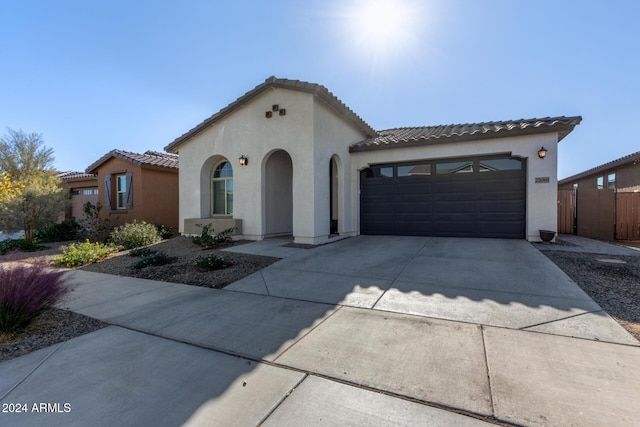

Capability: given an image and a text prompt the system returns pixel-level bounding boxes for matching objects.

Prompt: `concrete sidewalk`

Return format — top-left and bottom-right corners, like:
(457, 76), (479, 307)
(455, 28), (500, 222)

(535, 233), (640, 256)
(1, 236), (639, 426)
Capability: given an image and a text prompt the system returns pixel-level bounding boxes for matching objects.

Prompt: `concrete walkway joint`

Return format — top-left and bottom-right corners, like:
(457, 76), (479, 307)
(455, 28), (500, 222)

(1, 235), (639, 426)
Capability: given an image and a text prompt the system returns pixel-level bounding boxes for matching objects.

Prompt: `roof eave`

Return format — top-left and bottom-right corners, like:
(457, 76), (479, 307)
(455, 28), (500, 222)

(59, 173), (97, 182)
(85, 151), (118, 174)
(559, 151), (640, 184)
(86, 150), (177, 174)
(165, 77), (377, 153)
(86, 151), (147, 174)
(165, 84), (272, 153)
(63, 176), (98, 183)
(140, 163), (179, 172)
(314, 90), (377, 137)
(349, 122), (580, 153)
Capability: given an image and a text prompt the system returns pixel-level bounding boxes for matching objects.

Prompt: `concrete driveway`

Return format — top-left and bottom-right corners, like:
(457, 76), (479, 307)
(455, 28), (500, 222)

(227, 235), (635, 344)
(1, 236), (639, 426)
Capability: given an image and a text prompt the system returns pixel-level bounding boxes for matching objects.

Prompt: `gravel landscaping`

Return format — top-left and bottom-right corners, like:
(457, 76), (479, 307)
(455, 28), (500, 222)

(79, 237), (279, 289)
(0, 237), (279, 361)
(1, 236), (638, 362)
(538, 248), (640, 341)
(0, 309), (108, 362)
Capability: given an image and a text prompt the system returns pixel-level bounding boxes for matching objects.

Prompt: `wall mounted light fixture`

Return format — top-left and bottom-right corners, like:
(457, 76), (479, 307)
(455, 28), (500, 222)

(239, 155), (248, 166)
(538, 147), (548, 159)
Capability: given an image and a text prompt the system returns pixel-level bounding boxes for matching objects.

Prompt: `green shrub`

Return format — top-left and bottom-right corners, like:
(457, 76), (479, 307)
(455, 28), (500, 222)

(52, 240), (117, 268)
(0, 239), (19, 255)
(131, 251), (174, 269)
(34, 218), (85, 242)
(81, 202), (112, 242)
(0, 238), (48, 255)
(155, 224), (174, 240)
(190, 224), (235, 248)
(0, 262), (69, 333)
(128, 247), (153, 257)
(193, 254), (235, 270)
(109, 221), (161, 250)
(190, 223), (214, 247)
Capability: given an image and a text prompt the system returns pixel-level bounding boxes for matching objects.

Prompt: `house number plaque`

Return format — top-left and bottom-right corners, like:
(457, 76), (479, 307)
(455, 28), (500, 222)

(535, 177), (550, 183)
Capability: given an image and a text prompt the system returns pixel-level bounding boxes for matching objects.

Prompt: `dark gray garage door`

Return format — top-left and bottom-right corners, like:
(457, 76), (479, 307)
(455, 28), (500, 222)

(360, 156), (526, 238)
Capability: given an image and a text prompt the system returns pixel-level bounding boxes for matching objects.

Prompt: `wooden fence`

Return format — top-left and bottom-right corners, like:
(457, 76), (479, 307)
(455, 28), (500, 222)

(557, 189), (640, 240)
(577, 189), (615, 241)
(557, 189), (576, 234)
(616, 192), (640, 240)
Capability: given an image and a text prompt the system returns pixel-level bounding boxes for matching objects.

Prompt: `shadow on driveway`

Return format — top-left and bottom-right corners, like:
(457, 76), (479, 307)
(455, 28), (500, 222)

(1, 236), (639, 426)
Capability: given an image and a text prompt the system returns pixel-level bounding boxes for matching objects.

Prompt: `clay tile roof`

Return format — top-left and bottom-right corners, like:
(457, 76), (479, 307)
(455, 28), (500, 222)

(349, 116), (582, 153)
(165, 76), (377, 153)
(86, 149), (179, 174)
(57, 171), (97, 181)
(558, 150), (640, 184)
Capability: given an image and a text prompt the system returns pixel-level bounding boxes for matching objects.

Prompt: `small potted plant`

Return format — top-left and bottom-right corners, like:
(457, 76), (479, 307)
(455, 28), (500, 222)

(539, 230), (556, 242)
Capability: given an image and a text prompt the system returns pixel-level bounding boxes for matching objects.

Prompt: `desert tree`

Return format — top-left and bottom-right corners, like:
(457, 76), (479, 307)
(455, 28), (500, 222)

(0, 172), (23, 202)
(0, 128), (68, 241)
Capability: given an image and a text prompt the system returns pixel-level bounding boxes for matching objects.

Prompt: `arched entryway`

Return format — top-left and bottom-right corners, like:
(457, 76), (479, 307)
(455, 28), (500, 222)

(264, 150), (293, 236)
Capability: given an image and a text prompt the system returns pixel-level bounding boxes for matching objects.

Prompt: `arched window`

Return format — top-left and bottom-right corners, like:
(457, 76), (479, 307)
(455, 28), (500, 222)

(212, 161), (233, 215)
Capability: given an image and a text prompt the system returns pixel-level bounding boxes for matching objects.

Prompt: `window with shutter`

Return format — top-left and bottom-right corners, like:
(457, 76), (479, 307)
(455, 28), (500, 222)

(125, 172), (133, 209)
(116, 175), (127, 209)
(104, 174), (112, 210)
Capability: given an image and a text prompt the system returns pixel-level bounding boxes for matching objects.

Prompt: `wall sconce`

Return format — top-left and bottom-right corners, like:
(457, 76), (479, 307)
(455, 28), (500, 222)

(538, 147), (548, 159)
(239, 155), (248, 166)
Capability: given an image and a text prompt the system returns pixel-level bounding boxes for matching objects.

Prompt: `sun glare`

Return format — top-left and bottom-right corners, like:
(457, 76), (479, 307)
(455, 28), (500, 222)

(357, 0), (410, 44)
(345, 0), (421, 60)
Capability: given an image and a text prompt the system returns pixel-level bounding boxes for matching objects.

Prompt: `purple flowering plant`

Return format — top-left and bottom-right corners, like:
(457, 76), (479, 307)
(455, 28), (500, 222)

(0, 263), (68, 333)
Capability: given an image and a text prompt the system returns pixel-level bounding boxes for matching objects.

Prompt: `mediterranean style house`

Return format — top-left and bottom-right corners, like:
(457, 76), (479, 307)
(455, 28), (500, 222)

(559, 150), (640, 192)
(85, 150), (179, 230)
(557, 150), (640, 241)
(165, 76), (581, 245)
(58, 171), (99, 221)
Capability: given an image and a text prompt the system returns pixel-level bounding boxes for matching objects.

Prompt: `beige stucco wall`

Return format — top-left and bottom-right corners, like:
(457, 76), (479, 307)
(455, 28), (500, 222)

(175, 88), (368, 244)
(311, 101), (364, 240)
(175, 86), (561, 244)
(349, 133), (560, 242)
(177, 89), (313, 240)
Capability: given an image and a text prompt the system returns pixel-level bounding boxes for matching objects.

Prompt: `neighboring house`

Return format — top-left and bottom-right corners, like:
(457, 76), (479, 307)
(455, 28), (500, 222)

(58, 171), (99, 221)
(558, 151), (640, 240)
(165, 76), (581, 244)
(85, 150), (179, 231)
(559, 150), (640, 192)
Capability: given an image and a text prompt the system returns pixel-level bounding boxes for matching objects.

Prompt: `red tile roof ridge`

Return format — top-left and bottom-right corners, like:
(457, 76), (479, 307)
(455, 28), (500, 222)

(86, 149), (179, 173)
(58, 171), (97, 180)
(350, 116), (582, 152)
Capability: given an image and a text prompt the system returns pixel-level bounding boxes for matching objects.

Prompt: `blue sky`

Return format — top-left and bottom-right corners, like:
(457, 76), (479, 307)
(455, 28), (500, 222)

(1, 0), (638, 179)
